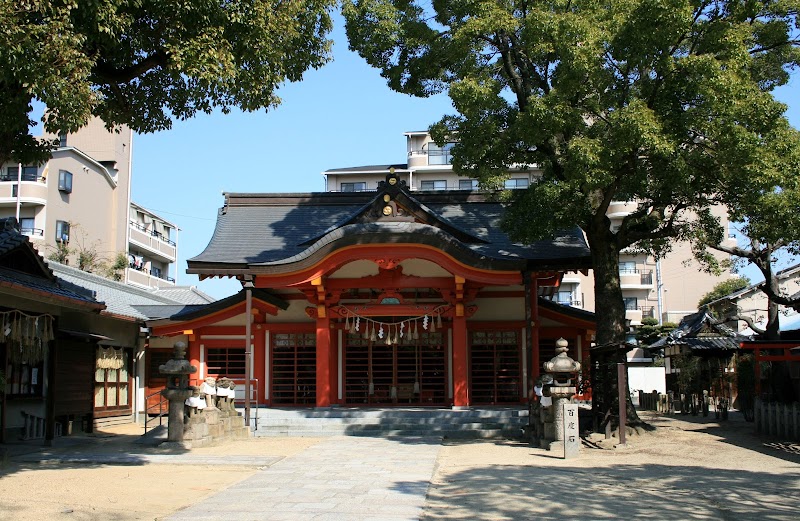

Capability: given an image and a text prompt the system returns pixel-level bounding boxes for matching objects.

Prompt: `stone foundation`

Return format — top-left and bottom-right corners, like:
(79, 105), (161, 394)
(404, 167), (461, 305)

(183, 398), (250, 447)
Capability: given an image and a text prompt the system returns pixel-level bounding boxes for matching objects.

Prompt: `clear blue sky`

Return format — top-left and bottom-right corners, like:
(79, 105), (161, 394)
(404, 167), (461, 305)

(131, 16), (453, 299)
(126, 15), (799, 300)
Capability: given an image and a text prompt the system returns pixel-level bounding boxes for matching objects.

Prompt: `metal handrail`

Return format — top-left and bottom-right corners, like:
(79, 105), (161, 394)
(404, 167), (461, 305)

(144, 389), (167, 434)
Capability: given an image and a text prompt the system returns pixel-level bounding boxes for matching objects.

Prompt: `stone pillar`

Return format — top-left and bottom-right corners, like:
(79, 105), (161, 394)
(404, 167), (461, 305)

(542, 338), (581, 452)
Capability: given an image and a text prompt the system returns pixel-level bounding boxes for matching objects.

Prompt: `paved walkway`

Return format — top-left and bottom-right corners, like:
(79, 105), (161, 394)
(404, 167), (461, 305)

(166, 436), (442, 521)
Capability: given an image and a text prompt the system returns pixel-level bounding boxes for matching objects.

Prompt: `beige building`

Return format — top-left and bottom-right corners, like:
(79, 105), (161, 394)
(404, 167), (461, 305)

(706, 264), (800, 333)
(324, 131), (734, 325)
(0, 118), (177, 289)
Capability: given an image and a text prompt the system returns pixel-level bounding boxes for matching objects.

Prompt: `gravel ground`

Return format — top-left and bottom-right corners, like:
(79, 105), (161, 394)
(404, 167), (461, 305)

(1, 411), (798, 521)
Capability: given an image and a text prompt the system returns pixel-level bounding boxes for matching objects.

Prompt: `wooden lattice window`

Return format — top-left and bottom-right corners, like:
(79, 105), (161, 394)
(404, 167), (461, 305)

(206, 347), (246, 378)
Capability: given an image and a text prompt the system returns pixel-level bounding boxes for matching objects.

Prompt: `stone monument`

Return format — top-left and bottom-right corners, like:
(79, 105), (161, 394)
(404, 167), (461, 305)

(159, 341), (197, 443)
(542, 337), (581, 457)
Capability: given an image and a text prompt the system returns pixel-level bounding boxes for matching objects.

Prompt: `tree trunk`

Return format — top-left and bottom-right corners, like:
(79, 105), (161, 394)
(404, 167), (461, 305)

(586, 226), (626, 346)
(586, 223), (648, 429)
(765, 299), (780, 341)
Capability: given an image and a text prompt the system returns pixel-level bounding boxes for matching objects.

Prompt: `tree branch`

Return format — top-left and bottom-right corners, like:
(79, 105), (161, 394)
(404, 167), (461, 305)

(92, 50), (169, 84)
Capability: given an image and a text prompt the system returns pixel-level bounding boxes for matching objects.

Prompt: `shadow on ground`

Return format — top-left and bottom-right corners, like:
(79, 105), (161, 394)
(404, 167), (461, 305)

(0, 424), (187, 478)
(415, 461), (800, 520)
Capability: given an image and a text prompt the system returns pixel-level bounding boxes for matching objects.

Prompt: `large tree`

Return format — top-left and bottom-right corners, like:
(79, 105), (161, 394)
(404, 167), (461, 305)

(344, 0), (800, 347)
(0, 0), (334, 165)
(697, 135), (800, 339)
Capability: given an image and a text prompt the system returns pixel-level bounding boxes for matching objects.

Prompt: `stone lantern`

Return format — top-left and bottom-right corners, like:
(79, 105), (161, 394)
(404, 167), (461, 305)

(542, 337), (581, 448)
(159, 341), (197, 442)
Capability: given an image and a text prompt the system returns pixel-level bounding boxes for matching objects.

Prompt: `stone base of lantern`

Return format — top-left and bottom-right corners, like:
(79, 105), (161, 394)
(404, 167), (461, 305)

(180, 405), (250, 448)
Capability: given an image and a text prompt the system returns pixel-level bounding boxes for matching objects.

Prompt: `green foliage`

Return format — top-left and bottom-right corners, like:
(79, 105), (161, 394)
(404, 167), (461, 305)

(698, 276), (751, 308)
(0, 0), (335, 165)
(635, 317), (677, 347)
(344, 0), (800, 344)
(104, 252), (129, 282)
(47, 241), (72, 265)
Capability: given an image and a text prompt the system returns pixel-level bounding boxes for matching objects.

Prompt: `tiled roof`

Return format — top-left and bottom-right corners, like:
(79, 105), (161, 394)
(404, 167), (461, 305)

(188, 185), (591, 276)
(0, 267), (101, 308)
(148, 286), (215, 305)
(50, 262), (213, 320)
(650, 310), (749, 350)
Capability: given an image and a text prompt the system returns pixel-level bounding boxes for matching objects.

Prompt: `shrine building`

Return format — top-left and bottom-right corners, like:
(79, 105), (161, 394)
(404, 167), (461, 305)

(146, 172), (596, 408)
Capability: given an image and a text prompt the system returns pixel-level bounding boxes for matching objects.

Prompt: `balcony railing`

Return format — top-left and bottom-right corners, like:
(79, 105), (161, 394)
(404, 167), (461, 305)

(553, 298), (582, 307)
(129, 220), (176, 246)
(0, 171), (39, 182)
(129, 262), (174, 282)
(20, 228), (44, 238)
(619, 268), (654, 285)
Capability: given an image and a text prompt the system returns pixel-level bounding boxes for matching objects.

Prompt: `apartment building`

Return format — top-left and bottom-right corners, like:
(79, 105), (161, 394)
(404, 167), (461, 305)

(0, 118), (177, 289)
(324, 131), (733, 325)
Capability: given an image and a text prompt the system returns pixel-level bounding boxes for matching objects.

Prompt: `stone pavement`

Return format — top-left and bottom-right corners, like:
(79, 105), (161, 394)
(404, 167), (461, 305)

(166, 436), (441, 521)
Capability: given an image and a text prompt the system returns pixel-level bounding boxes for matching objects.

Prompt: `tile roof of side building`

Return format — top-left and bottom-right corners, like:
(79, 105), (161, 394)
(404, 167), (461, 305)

(49, 261), (216, 321)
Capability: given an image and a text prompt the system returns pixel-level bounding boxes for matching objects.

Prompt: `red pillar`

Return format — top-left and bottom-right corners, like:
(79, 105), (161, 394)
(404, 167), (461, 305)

(316, 307), (332, 407)
(531, 281), (540, 382)
(452, 308), (469, 407)
(253, 325), (266, 404)
(188, 338), (201, 384)
(329, 328), (338, 405)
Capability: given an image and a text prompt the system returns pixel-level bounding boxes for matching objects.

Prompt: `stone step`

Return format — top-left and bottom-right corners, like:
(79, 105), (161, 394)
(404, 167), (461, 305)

(251, 412), (528, 439)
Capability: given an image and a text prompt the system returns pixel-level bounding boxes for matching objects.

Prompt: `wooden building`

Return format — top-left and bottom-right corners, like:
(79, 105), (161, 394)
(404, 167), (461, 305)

(147, 173), (596, 408)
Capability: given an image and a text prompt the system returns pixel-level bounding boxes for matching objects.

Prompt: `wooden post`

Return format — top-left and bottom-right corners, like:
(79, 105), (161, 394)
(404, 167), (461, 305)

(244, 285), (252, 426)
(617, 362), (627, 446)
(45, 336), (57, 445)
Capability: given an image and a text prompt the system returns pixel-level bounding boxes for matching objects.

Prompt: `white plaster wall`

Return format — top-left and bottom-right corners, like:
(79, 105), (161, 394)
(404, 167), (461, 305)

(628, 366), (666, 395)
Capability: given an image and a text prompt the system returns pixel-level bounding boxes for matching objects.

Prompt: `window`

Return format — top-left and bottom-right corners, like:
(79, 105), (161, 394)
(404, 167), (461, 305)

(95, 348), (130, 410)
(341, 182), (367, 192)
(504, 178), (530, 189)
(618, 261), (636, 274)
(206, 347), (246, 378)
(11, 184), (17, 197)
(555, 291), (573, 305)
(19, 218), (36, 237)
(58, 170), (73, 193)
(623, 297), (638, 311)
(421, 180), (447, 190)
(59, 133), (67, 147)
(427, 142), (455, 165)
(459, 179), (479, 190)
(2, 166), (37, 182)
(151, 266), (162, 279)
(55, 220), (70, 242)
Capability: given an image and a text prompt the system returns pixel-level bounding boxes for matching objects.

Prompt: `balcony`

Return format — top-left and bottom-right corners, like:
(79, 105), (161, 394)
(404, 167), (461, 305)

(607, 201), (637, 218)
(126, 266), (175, 289)
(0, 181), (48, 207)
(625, 308), (643, 326)
(20, 228), (44, 239)
(553, 298), (583, 308)
(128, 221), (176, 262)
(619, 269), (654, 289)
